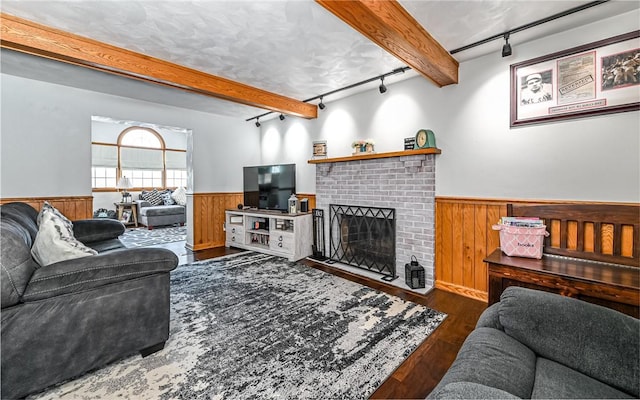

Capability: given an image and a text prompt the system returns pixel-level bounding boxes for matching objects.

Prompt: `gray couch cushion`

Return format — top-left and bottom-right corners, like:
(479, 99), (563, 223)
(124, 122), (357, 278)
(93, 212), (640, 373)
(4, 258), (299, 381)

(140, 205), (184, 217)
(432, 327), (536, 399)
(0, 202), (39, 244)
(532, 357), (634, 399)
(0, 222), (37, 308)
(22, 248), (178, 302)
(475, 302), (502, 330)
(499, 287), (640, 397)
(73, 219), (125, 244)
(429, 381), (520, 399)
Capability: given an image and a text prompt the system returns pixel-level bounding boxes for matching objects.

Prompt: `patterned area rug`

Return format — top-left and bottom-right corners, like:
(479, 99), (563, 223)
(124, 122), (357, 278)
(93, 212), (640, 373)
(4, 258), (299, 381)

(119, 225), (186, 248)
(32, 252), (446, 400)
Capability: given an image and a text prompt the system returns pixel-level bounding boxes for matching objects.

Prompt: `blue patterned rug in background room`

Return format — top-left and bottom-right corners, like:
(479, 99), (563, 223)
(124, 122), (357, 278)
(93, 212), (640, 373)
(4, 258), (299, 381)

(31, 252), (446, 400)
(119, 225), (186, 248)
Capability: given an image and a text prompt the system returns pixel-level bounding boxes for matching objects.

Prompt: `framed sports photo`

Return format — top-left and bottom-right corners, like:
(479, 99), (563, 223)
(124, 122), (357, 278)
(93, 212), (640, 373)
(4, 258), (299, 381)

(510, 30), (639, 127)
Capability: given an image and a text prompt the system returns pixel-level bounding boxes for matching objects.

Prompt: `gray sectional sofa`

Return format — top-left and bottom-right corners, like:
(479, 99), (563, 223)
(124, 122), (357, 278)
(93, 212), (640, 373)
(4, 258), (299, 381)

(138, 191), (186, 229)
(429, 286), (639, 399)
(1, 202), (179, 399)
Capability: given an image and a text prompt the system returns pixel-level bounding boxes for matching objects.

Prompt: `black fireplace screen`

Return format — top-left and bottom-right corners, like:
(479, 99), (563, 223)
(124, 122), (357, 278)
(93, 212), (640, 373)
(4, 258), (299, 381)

(329, 204), (396, 280)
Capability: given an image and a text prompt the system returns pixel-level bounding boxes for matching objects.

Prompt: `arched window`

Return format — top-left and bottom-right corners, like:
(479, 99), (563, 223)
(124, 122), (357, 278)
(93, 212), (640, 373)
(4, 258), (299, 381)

(91, 126), (187, 190)
(119, 128), (165, 188)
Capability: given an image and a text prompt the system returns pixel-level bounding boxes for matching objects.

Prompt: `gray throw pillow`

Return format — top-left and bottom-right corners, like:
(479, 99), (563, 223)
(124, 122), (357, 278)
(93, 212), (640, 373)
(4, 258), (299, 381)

(162, 191), (175, 205)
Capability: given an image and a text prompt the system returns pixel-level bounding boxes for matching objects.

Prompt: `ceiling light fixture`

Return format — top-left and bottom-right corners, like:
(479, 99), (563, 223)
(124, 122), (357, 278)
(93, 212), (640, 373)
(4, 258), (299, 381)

(379, 77), (387, 94)
(279, 114), (285, 121)
(246, 66), (410, 124)
(501, 33), (512, 57)
(255, 118), (260, 127)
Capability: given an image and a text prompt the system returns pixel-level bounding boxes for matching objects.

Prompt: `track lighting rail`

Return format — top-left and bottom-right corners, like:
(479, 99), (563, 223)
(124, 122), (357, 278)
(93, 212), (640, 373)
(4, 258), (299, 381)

(247, 0), (607, 124)
(449, 0), (607, 55)
(246, 66), (410, 122)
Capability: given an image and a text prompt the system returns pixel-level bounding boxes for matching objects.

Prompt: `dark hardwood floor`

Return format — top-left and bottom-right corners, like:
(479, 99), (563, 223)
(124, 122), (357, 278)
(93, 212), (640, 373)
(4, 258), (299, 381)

(170, 244), (487, 399)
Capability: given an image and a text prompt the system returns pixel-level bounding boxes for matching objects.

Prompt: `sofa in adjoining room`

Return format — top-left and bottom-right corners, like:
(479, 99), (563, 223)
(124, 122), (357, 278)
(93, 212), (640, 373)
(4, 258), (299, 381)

(0, 202), (179, 399)
(138, 188), (186, 229)
(428, 286), (639, 399)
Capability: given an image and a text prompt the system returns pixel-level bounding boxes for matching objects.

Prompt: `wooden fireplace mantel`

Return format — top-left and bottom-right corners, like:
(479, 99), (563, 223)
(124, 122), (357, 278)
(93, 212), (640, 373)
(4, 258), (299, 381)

(308, 148), (441, 164)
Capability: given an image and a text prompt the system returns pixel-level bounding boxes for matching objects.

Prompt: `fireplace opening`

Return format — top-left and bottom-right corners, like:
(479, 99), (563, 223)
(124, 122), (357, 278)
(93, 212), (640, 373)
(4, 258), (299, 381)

(329, 204), (396, 280)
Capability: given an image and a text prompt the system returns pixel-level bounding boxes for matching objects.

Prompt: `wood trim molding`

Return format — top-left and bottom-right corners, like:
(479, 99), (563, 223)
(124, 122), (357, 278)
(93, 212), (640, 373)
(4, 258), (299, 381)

(316, 0), (458, 87)
(436, 196), (640, 207)
(0, 195), (93, 220)
(0, 13), (317, 119)
(435, 281), (488, 302)
(308, 148), (441, 164)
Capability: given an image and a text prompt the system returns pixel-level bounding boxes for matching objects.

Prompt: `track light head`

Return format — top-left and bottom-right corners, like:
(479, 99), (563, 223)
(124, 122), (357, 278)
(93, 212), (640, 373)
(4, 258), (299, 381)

(318, 97), (326, 110)
(255, 118), (260, 127)
(502, 33), (512, 57)
(279, 114), (285, 121)
(379, 77), (387, 94)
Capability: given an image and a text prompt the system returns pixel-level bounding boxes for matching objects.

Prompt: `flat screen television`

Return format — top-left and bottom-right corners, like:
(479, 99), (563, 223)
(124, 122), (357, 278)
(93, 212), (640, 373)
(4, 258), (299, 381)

(243, 163), (296, 212)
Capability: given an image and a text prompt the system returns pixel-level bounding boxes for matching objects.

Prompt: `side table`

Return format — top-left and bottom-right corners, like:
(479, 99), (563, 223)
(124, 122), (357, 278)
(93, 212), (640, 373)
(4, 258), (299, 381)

(114, 202), (138, 227)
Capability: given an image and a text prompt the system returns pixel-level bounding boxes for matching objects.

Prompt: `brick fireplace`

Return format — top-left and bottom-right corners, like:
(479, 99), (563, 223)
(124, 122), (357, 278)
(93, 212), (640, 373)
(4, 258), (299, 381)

(313, 151), (437, 289)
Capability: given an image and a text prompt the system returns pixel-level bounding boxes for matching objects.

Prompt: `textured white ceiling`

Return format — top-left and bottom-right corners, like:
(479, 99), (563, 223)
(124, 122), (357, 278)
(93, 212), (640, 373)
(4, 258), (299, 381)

(1, 1), (638, 120)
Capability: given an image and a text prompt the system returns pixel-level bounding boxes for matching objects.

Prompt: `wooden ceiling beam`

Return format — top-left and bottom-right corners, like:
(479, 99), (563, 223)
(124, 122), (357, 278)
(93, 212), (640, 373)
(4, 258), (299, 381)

(0, 13), (317, 119)
(316, 0), (459, 87)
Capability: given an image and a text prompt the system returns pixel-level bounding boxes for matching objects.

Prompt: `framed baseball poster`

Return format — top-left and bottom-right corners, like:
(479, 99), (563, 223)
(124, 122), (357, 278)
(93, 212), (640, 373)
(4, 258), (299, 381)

(510, 30), (639, 127)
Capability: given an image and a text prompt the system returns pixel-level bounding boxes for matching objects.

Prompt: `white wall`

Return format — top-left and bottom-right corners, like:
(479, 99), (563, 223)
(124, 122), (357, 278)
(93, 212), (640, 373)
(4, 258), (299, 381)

(0, 74), (260, 202)
(260, 10), (640, 203)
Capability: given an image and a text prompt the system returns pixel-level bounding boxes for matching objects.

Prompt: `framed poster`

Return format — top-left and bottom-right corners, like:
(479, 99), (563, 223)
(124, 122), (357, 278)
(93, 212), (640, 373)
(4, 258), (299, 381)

(511, 31), (639, 127)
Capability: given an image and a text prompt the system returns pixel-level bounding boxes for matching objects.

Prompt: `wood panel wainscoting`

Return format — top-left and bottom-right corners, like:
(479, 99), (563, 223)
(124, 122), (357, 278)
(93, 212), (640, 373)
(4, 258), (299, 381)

(0, 196), (93, 220)
(190, 192), (316, 251)
(435, 197), (639, 303)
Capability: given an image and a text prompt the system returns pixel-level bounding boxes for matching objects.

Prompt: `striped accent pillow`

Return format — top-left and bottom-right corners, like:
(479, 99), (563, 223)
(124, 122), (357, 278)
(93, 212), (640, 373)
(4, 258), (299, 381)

(142, 189), (163, 206)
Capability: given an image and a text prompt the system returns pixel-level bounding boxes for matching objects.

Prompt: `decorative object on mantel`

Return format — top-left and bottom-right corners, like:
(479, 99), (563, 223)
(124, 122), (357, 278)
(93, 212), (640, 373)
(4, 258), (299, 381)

(404, 137), (416, 150)
(312, 140), (327, 158)
(308, 147), (441, 164)
(414, 129), (437, 149)
(352, 138), (375, 155)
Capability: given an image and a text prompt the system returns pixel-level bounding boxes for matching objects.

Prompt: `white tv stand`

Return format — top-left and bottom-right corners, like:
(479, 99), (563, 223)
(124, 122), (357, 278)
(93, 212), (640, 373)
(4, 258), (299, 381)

(225, 209), (313, 261)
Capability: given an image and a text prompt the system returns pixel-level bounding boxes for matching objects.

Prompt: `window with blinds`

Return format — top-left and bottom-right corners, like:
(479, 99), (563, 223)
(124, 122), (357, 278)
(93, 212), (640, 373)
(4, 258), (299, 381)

(91, 126), (186, 190)
(91, 144), (117, 188)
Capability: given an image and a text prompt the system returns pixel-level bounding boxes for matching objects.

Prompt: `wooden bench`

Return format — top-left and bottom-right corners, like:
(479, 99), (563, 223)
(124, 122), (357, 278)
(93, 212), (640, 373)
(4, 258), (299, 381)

(484, 203), (640, 318)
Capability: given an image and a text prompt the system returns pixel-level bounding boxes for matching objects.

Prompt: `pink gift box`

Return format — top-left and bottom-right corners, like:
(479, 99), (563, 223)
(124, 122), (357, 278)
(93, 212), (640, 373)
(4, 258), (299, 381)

(492, 224), (550, 259)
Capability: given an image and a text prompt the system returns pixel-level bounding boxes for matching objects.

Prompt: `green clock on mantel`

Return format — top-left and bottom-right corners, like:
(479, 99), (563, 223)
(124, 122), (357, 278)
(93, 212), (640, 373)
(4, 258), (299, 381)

(414, 129), (437, 149)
